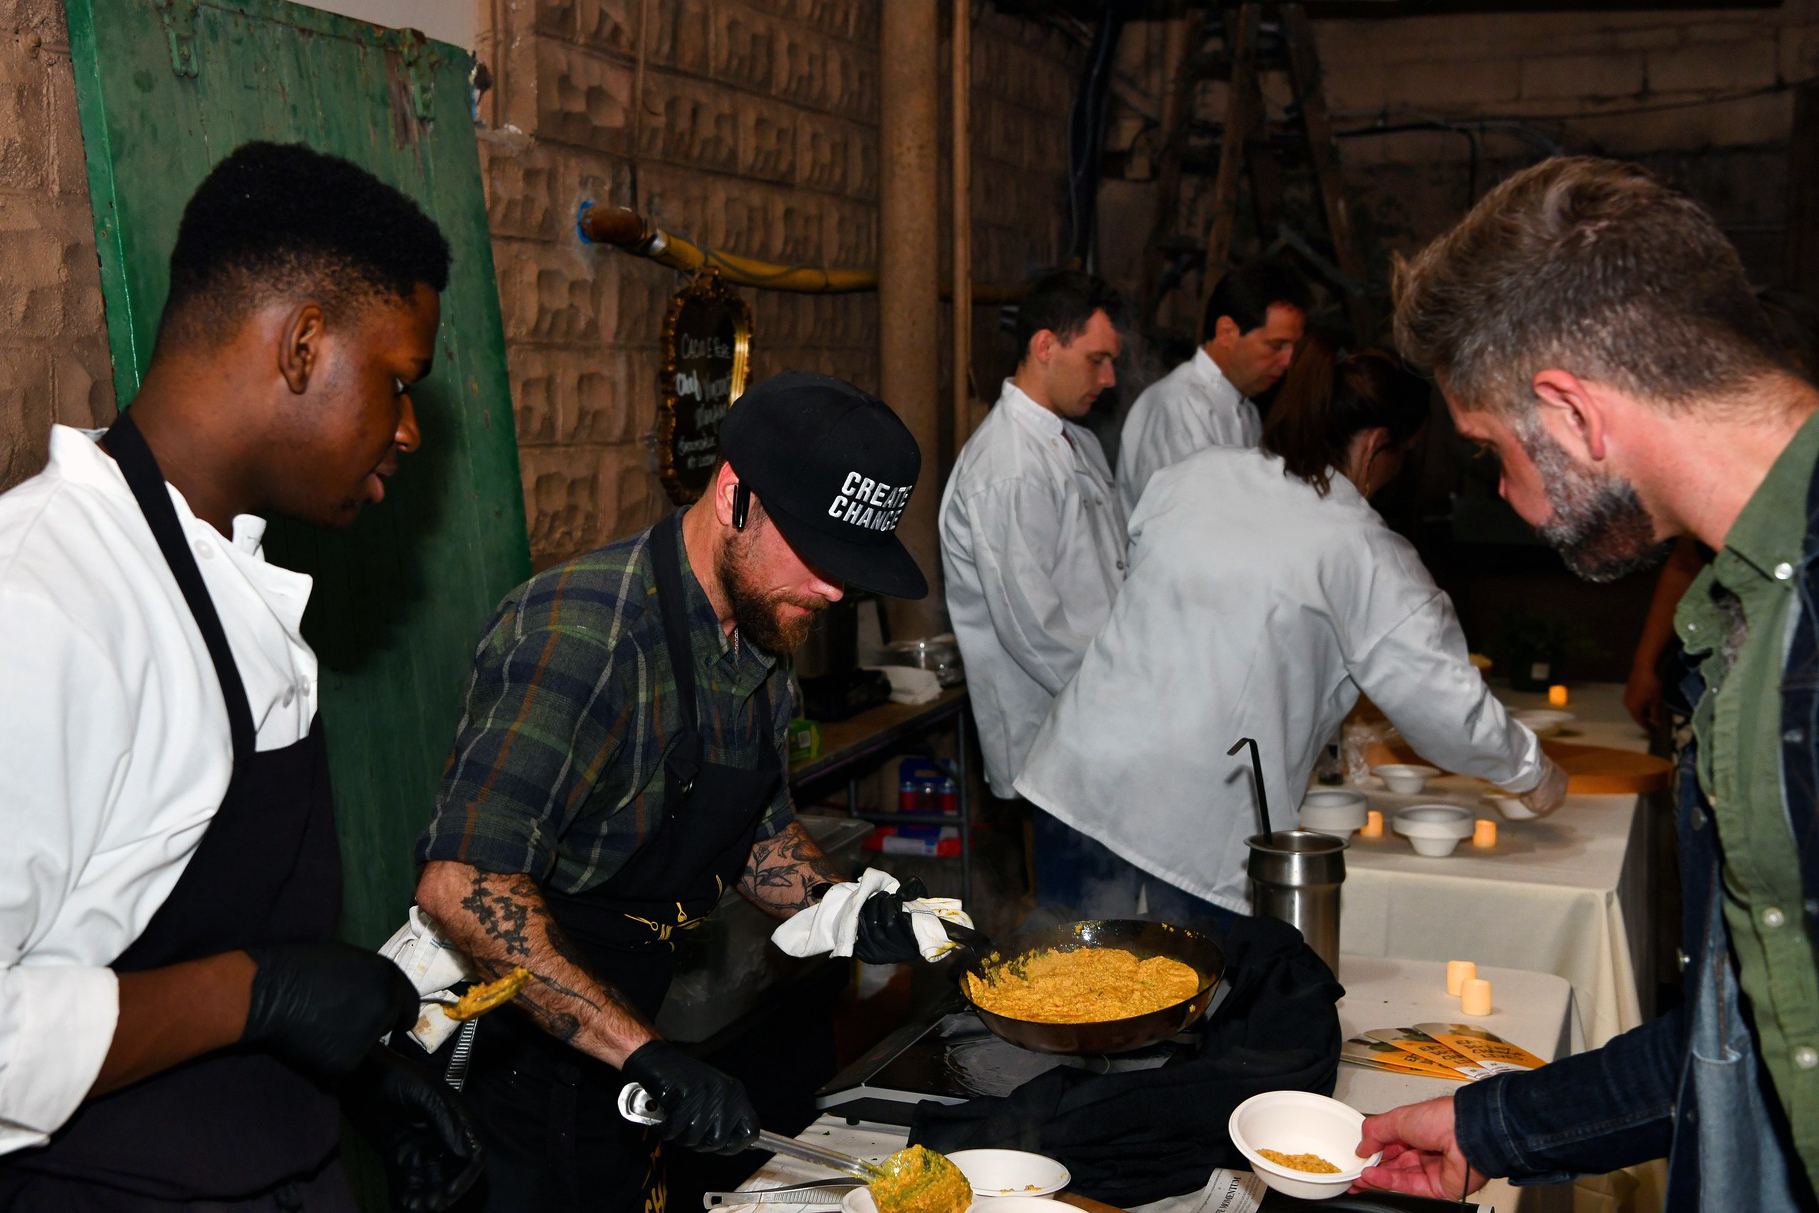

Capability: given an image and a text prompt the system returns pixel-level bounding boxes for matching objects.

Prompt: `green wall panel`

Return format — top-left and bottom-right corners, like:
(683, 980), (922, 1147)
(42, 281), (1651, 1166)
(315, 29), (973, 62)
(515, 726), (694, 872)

(65, 0), (531, 948)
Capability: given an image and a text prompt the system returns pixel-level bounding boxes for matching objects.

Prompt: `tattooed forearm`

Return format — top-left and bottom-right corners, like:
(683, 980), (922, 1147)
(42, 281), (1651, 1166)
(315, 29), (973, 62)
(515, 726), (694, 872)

(738, 820), (847, 917)
(416, 860), (657, 1065)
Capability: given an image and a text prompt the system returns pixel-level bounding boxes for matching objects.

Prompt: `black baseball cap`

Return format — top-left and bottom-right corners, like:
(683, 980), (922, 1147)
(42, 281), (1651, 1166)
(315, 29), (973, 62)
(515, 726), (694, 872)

(719, 370), (928, 599)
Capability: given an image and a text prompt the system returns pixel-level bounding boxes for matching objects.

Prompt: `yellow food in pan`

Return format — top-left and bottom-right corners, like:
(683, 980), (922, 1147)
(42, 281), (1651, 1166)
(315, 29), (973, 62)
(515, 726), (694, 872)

(965, 947), (1202, 1024)
(443, 967), (533, 1021)
(869, 1145), (973, 1213)
(1257, 1149), (1341, 1174)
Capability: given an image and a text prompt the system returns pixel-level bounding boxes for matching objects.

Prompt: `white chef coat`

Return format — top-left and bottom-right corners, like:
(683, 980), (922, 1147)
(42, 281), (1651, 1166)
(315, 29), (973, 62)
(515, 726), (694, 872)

(0, 425), (318, 1156)
(1117, 347), (1259, 516)
(940, 380), (1128, 797)
(1015, 445), (1542, 914)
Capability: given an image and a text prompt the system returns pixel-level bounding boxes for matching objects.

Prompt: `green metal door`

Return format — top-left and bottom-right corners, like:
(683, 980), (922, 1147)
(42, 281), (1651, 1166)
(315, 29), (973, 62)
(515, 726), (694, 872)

(65, 0), (531, 947)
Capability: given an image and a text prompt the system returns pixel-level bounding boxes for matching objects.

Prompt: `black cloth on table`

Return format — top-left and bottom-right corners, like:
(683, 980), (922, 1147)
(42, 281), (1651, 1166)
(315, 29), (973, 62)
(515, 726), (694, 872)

(908, 915), (1344, 1207)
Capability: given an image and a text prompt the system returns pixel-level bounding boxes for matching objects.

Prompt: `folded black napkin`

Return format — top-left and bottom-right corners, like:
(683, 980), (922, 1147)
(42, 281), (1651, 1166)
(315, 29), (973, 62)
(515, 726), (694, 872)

(909, 915), (1344, 1207)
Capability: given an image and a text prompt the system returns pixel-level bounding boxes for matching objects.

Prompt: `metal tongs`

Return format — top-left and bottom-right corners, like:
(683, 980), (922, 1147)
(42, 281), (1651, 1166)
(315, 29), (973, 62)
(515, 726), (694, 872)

(618, 1082), (887, 1181)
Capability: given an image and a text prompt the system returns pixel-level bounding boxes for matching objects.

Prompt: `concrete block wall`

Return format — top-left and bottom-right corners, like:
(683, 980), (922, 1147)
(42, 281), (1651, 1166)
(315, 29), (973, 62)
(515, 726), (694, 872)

(1312, 2), (1819, 280)
(0, 0), (114, 490)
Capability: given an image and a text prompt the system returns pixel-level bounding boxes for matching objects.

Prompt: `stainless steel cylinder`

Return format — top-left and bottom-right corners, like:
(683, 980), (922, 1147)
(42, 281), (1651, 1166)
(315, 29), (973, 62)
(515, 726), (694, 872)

(1246, 829), (1346, 974)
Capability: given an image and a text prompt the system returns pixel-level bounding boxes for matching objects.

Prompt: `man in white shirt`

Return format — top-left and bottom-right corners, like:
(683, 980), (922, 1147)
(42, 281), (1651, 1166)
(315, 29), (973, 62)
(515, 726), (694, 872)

(0, 142), (477, 1209)
(1117, 259), (1311, 514)
(939, 269), (1128, 908)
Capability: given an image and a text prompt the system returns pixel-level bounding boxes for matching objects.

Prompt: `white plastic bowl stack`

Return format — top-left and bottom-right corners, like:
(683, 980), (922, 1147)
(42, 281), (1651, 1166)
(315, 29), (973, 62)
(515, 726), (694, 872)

(1371, 763), (1439, 794)
(1483, 792), (1540, 821)
(1298, 789), (1368, 837)
(1512, 708), (1575, 737)
(1392, 804), (1476, 856)
(1227, 1090), (1380, 1200)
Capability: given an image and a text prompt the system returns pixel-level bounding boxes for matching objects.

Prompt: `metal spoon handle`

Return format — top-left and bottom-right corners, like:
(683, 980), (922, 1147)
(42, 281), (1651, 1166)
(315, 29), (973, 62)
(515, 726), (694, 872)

(755, 1130), (882, 1182)
(618, 1083), (882, 1181)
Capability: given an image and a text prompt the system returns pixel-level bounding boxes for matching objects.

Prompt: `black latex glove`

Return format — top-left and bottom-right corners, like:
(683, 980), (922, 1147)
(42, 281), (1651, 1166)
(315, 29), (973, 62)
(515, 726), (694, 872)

(343, 1047), (485, 1213)
(621, 1039), (760, 1155)
(240, 942), (418, 1077)
(853, 875), (928, 965)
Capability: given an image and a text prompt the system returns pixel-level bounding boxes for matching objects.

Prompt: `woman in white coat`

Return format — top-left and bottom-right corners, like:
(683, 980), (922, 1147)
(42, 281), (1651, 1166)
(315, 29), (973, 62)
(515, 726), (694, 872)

(1015, 338), (1567, 929)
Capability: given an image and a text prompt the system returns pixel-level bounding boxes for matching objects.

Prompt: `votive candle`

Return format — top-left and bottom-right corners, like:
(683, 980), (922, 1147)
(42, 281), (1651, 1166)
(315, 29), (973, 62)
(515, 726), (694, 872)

(1446, 959), (1477, 996)
(1361, 809), (1384, 839)
(1473, 819), (1498, 848)
(1548, 684), (1569, 707)
(1461, 977), (1493, 1016)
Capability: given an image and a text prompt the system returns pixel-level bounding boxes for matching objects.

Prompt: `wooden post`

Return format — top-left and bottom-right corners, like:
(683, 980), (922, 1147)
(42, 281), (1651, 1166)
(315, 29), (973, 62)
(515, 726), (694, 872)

(1281, 2), (1371, 337)
(1204, 3), (1262, 279)
(1787, 82), (1819, 295)
(1141, 12), (1201, 327)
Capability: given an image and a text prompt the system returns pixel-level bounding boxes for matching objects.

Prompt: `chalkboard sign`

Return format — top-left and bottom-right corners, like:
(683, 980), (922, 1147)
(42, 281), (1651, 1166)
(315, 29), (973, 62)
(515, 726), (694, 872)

(659, 269), (753, 504)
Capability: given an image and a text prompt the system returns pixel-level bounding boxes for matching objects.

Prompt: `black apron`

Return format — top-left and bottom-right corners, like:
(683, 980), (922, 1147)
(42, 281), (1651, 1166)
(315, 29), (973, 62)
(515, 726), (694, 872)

(458, 511), (782, 1213)
(0, 415), (345, 1210)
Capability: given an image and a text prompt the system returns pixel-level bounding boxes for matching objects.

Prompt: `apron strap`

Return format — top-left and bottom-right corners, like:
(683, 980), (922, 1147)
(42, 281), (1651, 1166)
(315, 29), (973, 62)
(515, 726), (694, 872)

(648, 510), (703, 794)
(101, 412), (257, 759)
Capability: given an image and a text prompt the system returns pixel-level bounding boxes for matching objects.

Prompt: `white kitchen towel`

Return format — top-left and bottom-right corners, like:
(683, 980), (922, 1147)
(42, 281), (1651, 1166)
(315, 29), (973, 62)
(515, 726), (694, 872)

(865, 664), (941, 705)
(770, 867), (972, 961)
(378, 906), (479, 1051)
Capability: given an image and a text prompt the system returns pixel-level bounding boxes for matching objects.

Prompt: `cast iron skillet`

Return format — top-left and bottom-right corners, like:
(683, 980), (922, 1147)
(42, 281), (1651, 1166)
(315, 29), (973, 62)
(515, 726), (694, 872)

(959, 919), (1226, 1055)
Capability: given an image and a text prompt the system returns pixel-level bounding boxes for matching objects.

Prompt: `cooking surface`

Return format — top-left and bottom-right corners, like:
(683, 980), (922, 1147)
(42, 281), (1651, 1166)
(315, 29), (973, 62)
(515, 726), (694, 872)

(818, 997), (1205, 1124)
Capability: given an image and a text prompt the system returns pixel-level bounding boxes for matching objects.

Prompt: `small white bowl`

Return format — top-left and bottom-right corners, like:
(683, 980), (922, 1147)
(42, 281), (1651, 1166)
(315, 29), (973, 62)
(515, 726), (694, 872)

(1392, 804), (1476, 857)
(1484, 792), (1540, 821)
(947, 1149), (1070, 1198)
(1513, 709), (1575, 737)
(1371, 763), (1439, 795)
(1299, 789), (1368, 836)
(1228, 1090), (1380, 1201)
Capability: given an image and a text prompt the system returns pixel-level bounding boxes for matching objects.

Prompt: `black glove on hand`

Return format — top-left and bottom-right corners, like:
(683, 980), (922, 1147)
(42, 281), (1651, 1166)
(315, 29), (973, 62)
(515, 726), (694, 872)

(342, 1047), (485, 1213)
(852, 875), (928, 965)
(241, 942), (418, 1077)
(621, 1039), (760, 1155)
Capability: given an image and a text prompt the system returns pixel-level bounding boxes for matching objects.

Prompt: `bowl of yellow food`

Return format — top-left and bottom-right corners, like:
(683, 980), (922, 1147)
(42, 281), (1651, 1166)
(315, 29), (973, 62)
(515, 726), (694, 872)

(946, 1149), (1069, 1199)
(1227, 1090), (1379, 1201)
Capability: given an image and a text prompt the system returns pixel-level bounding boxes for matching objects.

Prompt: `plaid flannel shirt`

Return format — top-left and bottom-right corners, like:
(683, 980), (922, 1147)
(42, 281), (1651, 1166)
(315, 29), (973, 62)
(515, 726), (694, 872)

(415, 516), (795, 893)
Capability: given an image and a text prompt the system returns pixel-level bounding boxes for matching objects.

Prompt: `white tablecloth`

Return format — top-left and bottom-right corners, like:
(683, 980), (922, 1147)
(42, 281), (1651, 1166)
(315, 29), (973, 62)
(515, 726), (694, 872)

(1335, 954), (1575, 1213)
(1340, 683), (1655, 1053)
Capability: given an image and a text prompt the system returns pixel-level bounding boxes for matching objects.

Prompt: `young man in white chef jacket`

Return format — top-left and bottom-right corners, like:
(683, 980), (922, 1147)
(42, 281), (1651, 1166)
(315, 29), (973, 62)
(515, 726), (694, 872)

(939, 269), (1129, 909)
(1116, 259), (1311, 515)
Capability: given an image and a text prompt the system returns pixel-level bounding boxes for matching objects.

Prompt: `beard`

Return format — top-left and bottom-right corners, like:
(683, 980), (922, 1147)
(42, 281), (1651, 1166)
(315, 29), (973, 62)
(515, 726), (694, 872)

(1515, 417), (1672, 583)
(717, 525), (826, 655)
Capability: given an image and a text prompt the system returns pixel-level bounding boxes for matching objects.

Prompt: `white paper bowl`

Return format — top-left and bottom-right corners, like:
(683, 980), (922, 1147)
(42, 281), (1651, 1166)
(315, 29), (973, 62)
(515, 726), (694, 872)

(1392, 804), (1476, 857)
(1228, 1090), (1379, 1200)
(1298, 790), (1368, 836)
(1371, 763), (1439, 795)
(1484, 792), (1540, 821)
(1512, 709), (1575, 737)
(947, 1149), (1070, 1198)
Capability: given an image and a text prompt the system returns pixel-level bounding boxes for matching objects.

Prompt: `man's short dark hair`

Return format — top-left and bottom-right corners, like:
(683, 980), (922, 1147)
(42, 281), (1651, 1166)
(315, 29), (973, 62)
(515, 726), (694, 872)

(1394, 156), (1784, 416)
(160, 140), (451, 346)
(1014, 269), (1126, 361)
(1203, 259), (1313, 339)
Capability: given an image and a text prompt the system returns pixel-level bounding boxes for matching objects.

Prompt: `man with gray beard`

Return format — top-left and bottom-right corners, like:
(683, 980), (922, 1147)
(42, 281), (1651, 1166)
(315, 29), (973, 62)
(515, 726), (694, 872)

(1352, 158), (1819, 1211)
(409, 372), (935, 1213)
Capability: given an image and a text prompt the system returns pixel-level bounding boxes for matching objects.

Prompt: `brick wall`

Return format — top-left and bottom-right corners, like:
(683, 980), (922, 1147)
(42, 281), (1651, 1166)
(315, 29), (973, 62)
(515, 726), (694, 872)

(0, 0), (114, 488)
(481, 1), (1078, 568)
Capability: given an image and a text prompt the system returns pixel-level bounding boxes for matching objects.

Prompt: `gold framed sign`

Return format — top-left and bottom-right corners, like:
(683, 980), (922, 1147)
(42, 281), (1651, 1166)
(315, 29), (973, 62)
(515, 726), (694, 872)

(658, 269), (753, 504)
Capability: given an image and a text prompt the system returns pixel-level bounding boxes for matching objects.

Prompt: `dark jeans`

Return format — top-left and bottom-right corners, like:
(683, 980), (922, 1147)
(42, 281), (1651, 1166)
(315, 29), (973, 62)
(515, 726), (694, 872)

(1030, 808), (1241, 935)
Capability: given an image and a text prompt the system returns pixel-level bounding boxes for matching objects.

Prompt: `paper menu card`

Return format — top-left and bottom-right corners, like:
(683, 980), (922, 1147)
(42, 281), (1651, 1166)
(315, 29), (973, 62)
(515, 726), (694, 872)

(1416, 1022), (1547, 1074)
(1341, 1036), (1475, 1081)
(1363, 1027), (1495, 1078)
